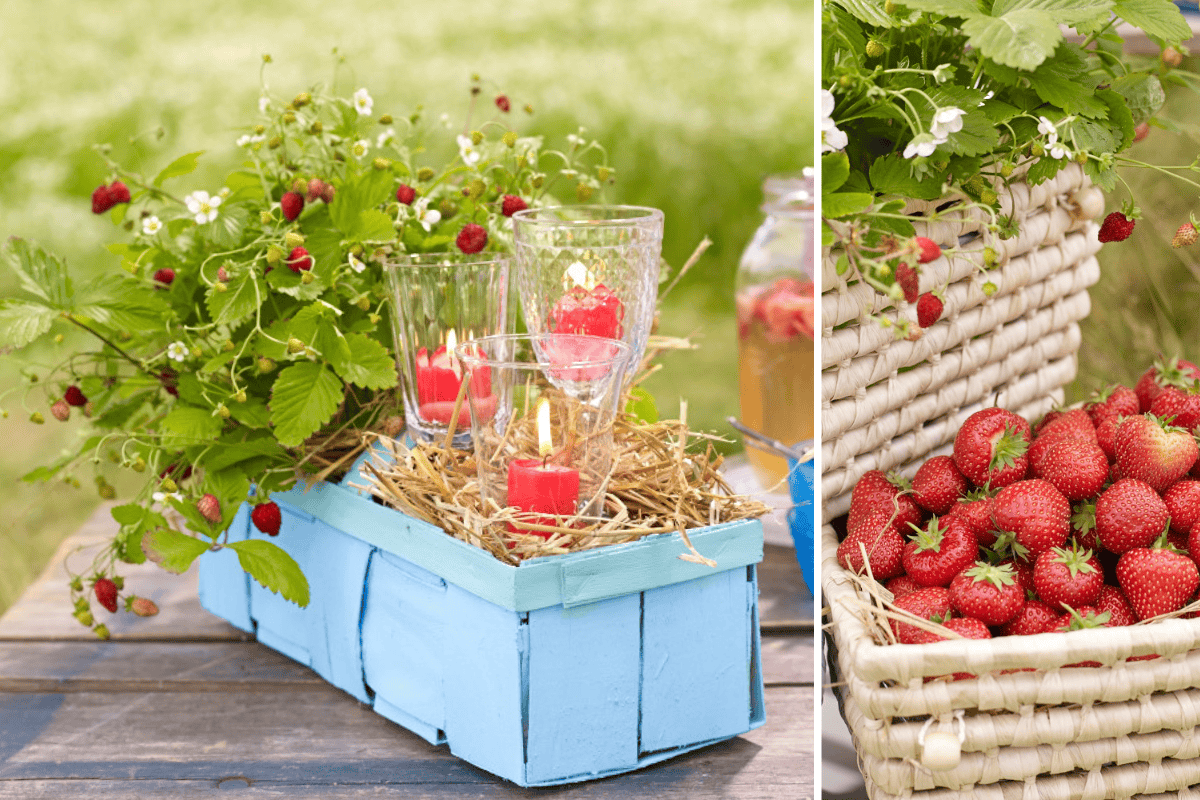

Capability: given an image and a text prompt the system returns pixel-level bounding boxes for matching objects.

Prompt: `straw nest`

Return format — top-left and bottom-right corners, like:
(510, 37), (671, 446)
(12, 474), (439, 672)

(355, 400), (769, 566)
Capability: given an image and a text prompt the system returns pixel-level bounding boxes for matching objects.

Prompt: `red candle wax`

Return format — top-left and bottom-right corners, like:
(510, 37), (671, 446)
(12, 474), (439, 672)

(415, 344), (492, 424)
(506, 459), (581, 537)
(417, 393), (498, 428)
(549, 283), (624, 339)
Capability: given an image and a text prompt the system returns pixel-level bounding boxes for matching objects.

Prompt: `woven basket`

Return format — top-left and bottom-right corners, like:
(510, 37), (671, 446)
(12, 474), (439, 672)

(814, 164), (1200, 798)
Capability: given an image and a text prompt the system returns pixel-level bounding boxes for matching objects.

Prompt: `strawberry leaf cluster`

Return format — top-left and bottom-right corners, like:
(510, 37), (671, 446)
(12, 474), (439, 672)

(0, 75), (612, 635)
(822, 0), (1194, 311)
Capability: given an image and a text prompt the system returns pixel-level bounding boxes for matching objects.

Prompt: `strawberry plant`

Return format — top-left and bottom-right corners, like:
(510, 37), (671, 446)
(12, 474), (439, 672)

(0, 72), (611, 637)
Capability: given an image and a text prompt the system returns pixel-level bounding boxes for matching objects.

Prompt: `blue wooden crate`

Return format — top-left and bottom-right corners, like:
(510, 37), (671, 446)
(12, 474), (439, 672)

(199, 451), (766, 787)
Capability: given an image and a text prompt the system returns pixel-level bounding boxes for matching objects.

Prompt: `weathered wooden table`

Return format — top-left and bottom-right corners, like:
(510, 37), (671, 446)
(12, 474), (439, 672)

(0, 506), (814, 799)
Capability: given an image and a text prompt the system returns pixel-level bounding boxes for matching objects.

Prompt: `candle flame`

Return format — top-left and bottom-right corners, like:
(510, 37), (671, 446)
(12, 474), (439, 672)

(564, 260), (597, 291)
(536, 397), (552, 459)
(446, 329), (461, 378)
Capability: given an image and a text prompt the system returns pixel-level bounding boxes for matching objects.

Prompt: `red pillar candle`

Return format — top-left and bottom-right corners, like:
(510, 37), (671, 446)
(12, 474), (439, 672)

(506, 460), (581, 537)
(415, 333), (493, 427)
(505, 397), (581, 537)
(549, 282), (624, 340)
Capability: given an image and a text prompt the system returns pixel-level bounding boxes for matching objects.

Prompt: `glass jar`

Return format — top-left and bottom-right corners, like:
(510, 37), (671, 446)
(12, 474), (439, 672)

(736, 172), (816, 486)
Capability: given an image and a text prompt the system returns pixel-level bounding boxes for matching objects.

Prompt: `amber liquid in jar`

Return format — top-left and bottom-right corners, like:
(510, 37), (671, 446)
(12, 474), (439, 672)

(737, 278), (815, 486)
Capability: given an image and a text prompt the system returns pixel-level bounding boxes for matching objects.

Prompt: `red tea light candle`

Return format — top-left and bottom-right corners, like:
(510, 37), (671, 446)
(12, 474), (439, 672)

(506, 398), (580, 537)
(416, 331), (494, 427)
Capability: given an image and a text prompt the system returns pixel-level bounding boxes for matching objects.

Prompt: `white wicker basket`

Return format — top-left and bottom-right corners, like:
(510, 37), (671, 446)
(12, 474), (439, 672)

(815, 163), (1200, 798)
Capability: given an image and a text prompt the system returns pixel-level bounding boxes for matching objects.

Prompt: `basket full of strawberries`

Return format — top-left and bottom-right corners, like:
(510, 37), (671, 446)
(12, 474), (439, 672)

(823, 357), (1200, 799)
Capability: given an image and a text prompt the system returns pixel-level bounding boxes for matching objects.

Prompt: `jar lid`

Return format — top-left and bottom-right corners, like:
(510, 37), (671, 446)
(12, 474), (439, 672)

(762, 169), (814, 213)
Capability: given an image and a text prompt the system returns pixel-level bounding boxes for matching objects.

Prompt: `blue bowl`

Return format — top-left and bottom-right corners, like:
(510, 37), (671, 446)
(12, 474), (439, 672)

(786, 457), (815, 593)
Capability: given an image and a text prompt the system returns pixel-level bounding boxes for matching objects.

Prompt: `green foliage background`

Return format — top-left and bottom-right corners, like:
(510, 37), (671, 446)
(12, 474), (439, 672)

(0, 0), (813, 614)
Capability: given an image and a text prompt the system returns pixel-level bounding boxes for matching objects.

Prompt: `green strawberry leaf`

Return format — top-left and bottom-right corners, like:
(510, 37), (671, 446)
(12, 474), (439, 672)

(1113, 0), (1191, 45)
(141, 527), (212, 574)
(0, 299), (57, 348)
(4, 237), (72, 308)
(823, 151), (851, 194)
(153, 151), (204, 186)
(207, 270), (264, 327)
(227, 539), (310, 607)
(269, 362), (343, 447)
(159, 405), (224, 450)
(625, 386), (660, 424)
(961, 9), (1062, 71)
(824, 192), (876, 218)
(333, 333), (397, 390)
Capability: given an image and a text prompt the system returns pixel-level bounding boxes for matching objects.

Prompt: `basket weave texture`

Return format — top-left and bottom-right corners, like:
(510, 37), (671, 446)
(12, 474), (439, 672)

(814, 165), (1200, 799)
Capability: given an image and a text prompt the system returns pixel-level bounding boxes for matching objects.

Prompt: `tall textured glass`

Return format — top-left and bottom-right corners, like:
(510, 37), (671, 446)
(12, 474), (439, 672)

(511, 206), (664, 384)
(383, 252), (512, 447)
(736, 174), (816, 485)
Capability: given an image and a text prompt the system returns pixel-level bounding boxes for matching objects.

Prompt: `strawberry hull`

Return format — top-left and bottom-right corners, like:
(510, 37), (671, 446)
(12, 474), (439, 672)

(199, 448), (765, 787)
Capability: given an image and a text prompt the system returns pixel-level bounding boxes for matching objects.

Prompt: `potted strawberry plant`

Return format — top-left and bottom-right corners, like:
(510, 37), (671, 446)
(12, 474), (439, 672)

(0, 73), (611, 637)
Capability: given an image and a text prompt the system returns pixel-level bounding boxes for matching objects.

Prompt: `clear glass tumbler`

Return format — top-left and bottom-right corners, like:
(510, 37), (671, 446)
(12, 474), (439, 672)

(383, 252), (512, 447)
(455, 333), (631, 536)
(511, 205), (663, 384)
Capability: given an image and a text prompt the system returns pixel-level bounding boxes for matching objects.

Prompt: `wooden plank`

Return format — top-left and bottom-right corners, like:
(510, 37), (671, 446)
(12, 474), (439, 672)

(0, 505), (242, 642)
(762, 634), (815, 686)
(0, 685), (811, 798)
(759, 545), (813, 629)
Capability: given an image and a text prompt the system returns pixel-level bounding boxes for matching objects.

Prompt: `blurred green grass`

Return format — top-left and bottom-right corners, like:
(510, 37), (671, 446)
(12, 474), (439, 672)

(0, 0), (812, 614)
(1070, 75), (1200, 402)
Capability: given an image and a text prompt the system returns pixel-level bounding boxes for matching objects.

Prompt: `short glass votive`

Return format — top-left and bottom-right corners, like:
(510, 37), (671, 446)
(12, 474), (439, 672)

(383, 252), (512, 447)
(455, 333), (632, 537)
(511, 205), (664, 384)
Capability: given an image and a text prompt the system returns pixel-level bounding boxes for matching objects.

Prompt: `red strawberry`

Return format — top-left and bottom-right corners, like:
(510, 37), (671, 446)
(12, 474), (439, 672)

(886, 575), (924, 599)
(1095, 415), (1120, 461)
(250, 501), (282, 537)
(197, 494), (222, 524)
(109, 181), (131, 204)
(130, 597), (159, 617)
(158, 369), (179, 397)
(287, 247), (313, 273)
(495, 94), (511, 112)
(948, 562), (1025, 626)
(916, 292), (943, 328)
(456, 223), (488, 254)
(1085, 384), (1140, 427)
(1117, 537), (1200, 620)
(947, 489), (997, 547)
(1114, 413), (1198, 492)
(847, 470), (923, 535)
(320, 183), (336, 204)
(891, 586), (952, 643)
(894, 262), (919, 304)
(1095, 585), (1137, 627)
(1097, 211), (1135, 243)
(396, 184), (416, 205)
(999, 556), (1036, 594)
(1034, 408), (1097, 443)
(1150, 384), (1200, 433)
(91, 185), (116, 214)
(992, 479), (1071, 560)
(1037, 438), (1109, 501)
(153, 268), (176, 286)
(1165, 480), (1200, 535)
(952, 407), (1031, 489)
(1033, 544), (1103, 611)
(50, 399), (70, 422)
(94, 578), (119, 613)
(911, 455), (969, 515)
(1096, 478), (1169, 554)
(64, 385), (87, 407)
(1186, 522), (1200, 569)
(836, 507), (905, 580)
(1135, 356), (1200, 412)
(1000, 599), (1061, 636)
(915, 237), (941, 264)
(902, 516), (978, 587)
(281, 191), (305, 222)
(501, 195), (528, 217)
(305, 178), (325, 203)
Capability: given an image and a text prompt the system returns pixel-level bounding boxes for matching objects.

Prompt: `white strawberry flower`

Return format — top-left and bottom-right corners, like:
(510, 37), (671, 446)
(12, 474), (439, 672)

(348, 253), (366, 274)
(456, 134), (481, 166)
(142, 216), (162, 236)
(903, 133), (938, 159)
(930, 107), (965, 139)
(184, 191), (221, 224)
(351, 139), (370, 160)
(1050, 142), (1072, 160)
(167, 341), (189, 362)
(258, 96), (270, 113)
(353, 88), (373, 116)
(821, 90), (848, 154)
(218, 187), (231, 199)
(376, 128), (396, 148)
(152, 491), (182, 504)
(1038, 116), (1060, 146)
(413, 197), (441, 231)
